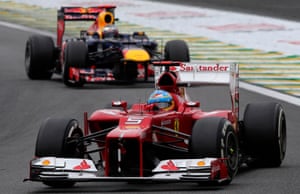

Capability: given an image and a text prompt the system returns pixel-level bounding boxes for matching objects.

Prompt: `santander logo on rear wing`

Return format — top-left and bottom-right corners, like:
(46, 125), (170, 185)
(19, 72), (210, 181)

(154, 62), (239, 123)
(154, 62), (238, 85)
(174, 63), (236, 85)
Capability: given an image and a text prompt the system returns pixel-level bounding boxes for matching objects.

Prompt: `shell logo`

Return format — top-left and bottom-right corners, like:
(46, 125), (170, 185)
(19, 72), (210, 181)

(42, 159), (51, 166)
(197, 161), (206, 166)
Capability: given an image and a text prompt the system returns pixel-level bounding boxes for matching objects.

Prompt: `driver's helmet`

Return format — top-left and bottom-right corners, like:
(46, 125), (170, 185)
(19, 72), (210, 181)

(147, 90), (175, 111)
(102, 24), (119, 39)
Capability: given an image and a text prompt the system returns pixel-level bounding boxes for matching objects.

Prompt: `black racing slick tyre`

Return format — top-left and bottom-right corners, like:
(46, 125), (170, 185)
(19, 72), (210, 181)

(243, 102), (287, 167)
(63, 41), (87, 87)
(35, 118), (84, 188)
(189, 117), (239, 185)
(64, 41), (87, 68)
(164, 40), (190, 62)
(25, 35), (55, 79)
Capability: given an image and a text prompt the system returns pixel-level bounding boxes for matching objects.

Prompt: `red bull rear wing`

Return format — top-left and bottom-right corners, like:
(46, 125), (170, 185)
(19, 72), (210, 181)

(58, 5), (116, 21)
(57, 5), (116, 48)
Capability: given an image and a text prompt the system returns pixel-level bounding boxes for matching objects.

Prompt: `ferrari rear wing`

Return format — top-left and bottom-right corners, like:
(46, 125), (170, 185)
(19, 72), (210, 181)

(154, 62), (238, 85)
(154, 62), (239, 122)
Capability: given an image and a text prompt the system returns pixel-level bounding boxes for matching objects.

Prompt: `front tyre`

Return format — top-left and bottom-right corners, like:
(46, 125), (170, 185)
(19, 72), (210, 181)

(35, 118), (84, 187)
(189, 117), (239, 184)
(63, 41), (87, 87)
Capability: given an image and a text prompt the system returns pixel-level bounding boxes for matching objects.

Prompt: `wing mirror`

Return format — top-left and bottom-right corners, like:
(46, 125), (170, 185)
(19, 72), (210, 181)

(184, 101), (200, 108)
(112, 100), (128, 113)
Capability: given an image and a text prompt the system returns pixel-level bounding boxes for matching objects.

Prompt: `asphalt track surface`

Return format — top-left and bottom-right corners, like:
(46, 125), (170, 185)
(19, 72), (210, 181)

(1, 1), (300, 194)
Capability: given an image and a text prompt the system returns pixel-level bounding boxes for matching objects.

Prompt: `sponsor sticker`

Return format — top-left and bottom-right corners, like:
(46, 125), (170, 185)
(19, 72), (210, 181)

(179, 64), (229, 72)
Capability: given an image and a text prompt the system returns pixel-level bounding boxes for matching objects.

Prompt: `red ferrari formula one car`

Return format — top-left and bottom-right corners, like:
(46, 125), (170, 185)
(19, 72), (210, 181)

(24, 63), (286, 187)
(24, 5), (189, 87)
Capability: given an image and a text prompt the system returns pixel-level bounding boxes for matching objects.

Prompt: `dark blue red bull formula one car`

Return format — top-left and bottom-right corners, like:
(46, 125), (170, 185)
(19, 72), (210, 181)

(24, 5), (189, 87)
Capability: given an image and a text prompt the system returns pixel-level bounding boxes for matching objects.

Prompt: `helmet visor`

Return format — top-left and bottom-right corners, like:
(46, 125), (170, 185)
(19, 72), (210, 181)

(155, 102), (170, 109)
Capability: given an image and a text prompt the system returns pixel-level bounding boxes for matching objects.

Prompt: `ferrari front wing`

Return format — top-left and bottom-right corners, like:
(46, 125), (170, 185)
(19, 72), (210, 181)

(25, 157), (230, 183)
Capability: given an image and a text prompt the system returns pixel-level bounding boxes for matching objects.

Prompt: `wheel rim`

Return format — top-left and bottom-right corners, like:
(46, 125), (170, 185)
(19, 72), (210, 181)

(225, 131), (239, 171)
(278, 110), (286, 161)
(25, 43), (31, 73)
(65, 124), (84, 158)
(72, 132), (85, 158)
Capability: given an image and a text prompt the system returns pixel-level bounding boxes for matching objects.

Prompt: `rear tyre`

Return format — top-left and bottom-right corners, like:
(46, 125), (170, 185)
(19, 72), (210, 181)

(25, 35), (55, 79)
(243, 102), (286, 167)
(189, 117), (239, 185)
(164, 40), (190, 62)
(63, 41), (87, 87)
(35, 118), (84, 187)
